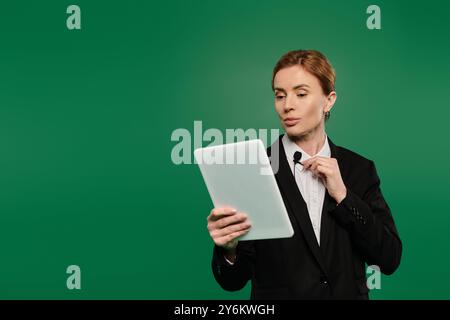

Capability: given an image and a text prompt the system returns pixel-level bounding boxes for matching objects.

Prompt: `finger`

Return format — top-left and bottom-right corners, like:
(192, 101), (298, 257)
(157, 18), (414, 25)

(208, 213), (247, 232)
(317, 158), (335, 168)
(309, 162), (326, 173)
(302, 157), (319, 169)
(309, 157), (333, 166)
(304, 157), (333, 170)
(216, 228), (251, 245)
(307, 159), (322, 172)
(301, 158), (311, 167)
(316, 165), (333, 176)
(302, 155), (326, 164)
(308, 164), (327, 178)
(214, 213), (248, 229)
(213, 221), (251, 238)
(208, 207), (238, 222)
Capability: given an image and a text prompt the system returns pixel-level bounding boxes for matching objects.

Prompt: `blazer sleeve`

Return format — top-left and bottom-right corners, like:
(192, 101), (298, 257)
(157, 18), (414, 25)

(211, 240), (255, 291)
(329, 160), (402, 275)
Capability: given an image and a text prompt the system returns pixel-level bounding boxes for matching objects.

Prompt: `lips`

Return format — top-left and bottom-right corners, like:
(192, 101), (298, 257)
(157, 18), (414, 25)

(283, 118), (300, 127)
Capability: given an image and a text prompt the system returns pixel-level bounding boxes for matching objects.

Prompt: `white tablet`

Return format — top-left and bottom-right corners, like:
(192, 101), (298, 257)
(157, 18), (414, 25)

(194, 139), (294, 241)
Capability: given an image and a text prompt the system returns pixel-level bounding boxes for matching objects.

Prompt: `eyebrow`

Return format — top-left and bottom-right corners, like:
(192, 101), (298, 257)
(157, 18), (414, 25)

(274, 84), (310, 93)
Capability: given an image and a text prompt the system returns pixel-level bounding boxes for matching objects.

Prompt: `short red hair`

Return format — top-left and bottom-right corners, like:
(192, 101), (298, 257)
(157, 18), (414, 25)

(272, 49), (336, 95)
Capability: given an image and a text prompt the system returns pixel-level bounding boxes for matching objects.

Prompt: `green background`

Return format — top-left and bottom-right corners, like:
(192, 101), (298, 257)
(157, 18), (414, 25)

(0, 0), (449, 299)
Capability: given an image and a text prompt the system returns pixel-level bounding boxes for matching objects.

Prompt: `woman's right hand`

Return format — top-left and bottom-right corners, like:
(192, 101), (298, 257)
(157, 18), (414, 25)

(207, 207), (252, 252)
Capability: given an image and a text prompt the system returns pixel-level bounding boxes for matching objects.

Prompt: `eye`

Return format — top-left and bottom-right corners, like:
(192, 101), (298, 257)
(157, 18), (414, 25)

(297, 93), (307, 97)
(275, 95), (286, 100)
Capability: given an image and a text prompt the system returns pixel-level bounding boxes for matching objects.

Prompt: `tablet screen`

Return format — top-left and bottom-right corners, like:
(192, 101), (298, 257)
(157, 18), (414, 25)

(194, 139), (294, 241)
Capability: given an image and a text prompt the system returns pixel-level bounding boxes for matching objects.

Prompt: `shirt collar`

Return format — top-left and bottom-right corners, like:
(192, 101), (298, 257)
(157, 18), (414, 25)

(282, 132), (331, 164)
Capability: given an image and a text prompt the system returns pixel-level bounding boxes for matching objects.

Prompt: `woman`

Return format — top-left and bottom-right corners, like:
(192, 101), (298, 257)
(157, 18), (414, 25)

(206, 49), (402, 299)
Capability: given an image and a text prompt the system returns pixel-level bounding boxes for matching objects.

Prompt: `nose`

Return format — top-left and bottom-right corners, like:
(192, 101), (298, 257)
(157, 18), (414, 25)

(284, 93), (295, 112)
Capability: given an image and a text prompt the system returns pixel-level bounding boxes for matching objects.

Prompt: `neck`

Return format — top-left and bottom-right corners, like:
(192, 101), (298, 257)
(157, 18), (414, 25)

(289, 124), (326, 156)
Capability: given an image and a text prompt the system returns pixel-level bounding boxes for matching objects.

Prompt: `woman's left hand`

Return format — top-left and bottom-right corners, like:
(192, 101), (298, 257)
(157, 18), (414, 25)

(301, 156), (347, 204)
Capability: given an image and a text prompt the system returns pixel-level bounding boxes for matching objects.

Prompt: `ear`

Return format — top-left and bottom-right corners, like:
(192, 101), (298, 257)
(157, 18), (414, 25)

(325, 91), (337, 112)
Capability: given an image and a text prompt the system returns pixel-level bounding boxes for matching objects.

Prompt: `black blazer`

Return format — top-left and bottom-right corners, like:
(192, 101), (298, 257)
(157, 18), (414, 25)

(211, 134), (402, 299)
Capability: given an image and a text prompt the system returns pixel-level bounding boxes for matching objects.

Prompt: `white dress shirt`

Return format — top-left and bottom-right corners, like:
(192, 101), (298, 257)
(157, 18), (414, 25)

(281, 133), (331, 246)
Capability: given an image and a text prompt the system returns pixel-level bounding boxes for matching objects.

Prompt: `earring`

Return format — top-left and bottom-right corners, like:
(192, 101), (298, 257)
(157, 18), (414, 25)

(324, 111), (330, 119)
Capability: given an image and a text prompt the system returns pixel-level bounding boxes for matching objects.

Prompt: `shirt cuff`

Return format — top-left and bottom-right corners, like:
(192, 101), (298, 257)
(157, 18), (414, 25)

(224, 255), (235, 265)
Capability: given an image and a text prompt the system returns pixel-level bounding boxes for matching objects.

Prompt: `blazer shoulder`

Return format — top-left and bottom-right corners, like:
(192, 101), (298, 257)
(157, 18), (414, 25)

(336, 145), (373, 165)
(334, 144), (377, 180)
(333, 145), (382, 197)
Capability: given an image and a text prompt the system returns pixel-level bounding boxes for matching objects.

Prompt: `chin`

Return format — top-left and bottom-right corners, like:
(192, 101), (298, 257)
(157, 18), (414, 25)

(284, 125), (305, 138)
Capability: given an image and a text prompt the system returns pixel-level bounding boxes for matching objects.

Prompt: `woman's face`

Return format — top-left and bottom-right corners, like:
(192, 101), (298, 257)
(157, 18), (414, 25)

(273, 65), (336, 139)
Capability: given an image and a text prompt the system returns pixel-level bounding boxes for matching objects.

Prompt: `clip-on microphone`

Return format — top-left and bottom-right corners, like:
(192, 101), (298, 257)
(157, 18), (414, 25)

(293, 151), (303, 179)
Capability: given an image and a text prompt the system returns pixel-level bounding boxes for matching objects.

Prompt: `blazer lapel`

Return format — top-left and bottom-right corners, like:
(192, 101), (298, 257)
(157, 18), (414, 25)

(319, 137), (340, 255)
(269, 134), (328, 276)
